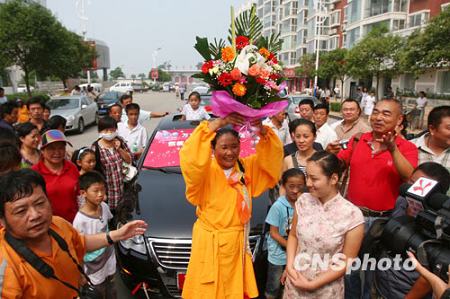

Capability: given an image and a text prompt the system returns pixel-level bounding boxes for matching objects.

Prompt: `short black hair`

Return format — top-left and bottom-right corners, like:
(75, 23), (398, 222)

(211, 127), (240, 148)
(26, 96), (45, 109)
(0, 87), (4, 92)
(308, 151), (345, 180)
(0, 127), (19, 146)
(47, 115), (67, 130)
(342, 98), (362, 114)
(108, 103), (122, 113)
(0, 141), (21, 176)
(313, 103), (329, 114)
(281, 168), (306, 185)
(43, 104), (50, 112)
(427, 106), (450, 128)
(298, 99), (314, 109)
(288, 118), (317, 136)
(0, 169), (47, 217)
(71, 147), (95, 170)
(0, 102), (18, 118)
(125, 103), (140, 114)
(79, 171), (106, 191)
(413, 162), (450, 194)
(119, 94), (132, 104)
(98, 116), (117, 132)
(188, 91), (201, 101)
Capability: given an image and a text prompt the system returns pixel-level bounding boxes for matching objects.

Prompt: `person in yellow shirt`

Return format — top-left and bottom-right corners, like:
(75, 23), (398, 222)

(16, 99), (30, 123)
(180, 113), (284, 299)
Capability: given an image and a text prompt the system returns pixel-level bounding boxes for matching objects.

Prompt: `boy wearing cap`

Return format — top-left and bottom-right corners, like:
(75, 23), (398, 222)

(32, 129), (79, 222)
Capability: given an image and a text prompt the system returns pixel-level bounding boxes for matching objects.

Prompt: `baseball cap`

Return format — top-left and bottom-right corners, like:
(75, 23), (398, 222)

(41, 129), (72, 148)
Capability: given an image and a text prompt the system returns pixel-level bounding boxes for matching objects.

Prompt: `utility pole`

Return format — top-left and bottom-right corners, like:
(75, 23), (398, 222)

(313, 0), (328, 96)
(76, 0), (91, 84)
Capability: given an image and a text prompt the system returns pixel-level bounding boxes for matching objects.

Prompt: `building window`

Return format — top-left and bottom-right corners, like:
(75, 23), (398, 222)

(364, 0), (389, 18)
(330, 10), (341, 26)
(392, 19), (405, 31)
(348, 0), (361, 24)
(347, 27), (360, 48)
(393, 0), (407, 12)
(343, 6), (348, 23)
(403, 73), (415, 91)
(291, 18), (297, 31)
(409, 12), (430, 28)
(441, 71), (450, 94)
(328, 36), (339, 50)
(290, 52), (297, 65)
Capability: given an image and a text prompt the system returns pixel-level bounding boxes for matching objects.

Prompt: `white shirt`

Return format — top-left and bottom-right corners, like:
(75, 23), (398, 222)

(263, 118), (292, 145)
(72, 202), (116, 285)
(0, 96), (7, 104)
(416, 97), (427, 109)
(181, 104), (210, 121)
(118, 121), (148, 152)
(121, 109), (151, 124)
(315, 122), (338, 148)
(361, 95), (376, 116)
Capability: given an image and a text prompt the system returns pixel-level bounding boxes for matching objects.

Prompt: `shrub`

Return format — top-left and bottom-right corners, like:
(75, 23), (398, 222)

(330, 102), (341, 112)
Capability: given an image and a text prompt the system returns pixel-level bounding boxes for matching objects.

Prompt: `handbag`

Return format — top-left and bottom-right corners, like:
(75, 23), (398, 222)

(5, 229), (102, 299)
(122, 162), (138, 182)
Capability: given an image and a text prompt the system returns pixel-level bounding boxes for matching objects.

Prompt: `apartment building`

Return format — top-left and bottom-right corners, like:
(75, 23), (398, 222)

(250, 0), (450, 97)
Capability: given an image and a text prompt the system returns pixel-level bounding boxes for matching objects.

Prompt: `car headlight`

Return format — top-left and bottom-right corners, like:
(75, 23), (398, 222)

(66, 115), (75, 124)
(117, 223), (147, 254)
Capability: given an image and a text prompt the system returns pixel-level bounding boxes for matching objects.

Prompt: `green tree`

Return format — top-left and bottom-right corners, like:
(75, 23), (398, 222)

(138, 73), (146, 80)
(157, 68), (172, 82)
(0, 0), (72, 95)
(317, 48), (349, 101)
(131, 74), (136, 79)
(347, 26), (403, 99)
(295, 53), (316, 79)
(48, 29), (96, 87)
(401, 7), (450, 74)
(110, 67), (125, 80)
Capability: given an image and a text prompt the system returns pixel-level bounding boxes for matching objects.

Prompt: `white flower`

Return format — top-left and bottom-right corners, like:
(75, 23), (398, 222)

(272, 64), (282, 71)
(235, 45), (259, 75)
(209, 66), (219, 76)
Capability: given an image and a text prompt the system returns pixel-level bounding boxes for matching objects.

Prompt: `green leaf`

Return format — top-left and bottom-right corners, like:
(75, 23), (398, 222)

(257, 32), (283, 53)
(228, 5), (262, 44)
(194, 36), (211, 61)
(208, 38), (226, 60)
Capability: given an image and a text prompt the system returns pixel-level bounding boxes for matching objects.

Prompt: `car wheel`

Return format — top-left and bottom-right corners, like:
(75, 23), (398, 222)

(77, 118), (85, 134)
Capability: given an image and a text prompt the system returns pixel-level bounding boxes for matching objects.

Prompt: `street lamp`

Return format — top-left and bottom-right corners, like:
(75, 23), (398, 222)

(313, 0), (328, 96)
(152, 47), (162, 84)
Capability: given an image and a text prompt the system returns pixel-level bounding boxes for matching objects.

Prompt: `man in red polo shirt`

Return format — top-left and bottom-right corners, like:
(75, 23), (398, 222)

(32, 130), (79, 222)
(329, 98), (418, 299)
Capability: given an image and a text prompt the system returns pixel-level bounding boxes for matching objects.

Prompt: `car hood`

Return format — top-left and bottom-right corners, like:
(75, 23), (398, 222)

(51, 108), (80, 118)
(134, 169), (270, 239)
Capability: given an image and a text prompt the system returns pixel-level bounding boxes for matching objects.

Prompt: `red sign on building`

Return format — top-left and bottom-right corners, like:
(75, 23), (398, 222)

(283, 68), (296, 78)
(150, 68), (159, 80)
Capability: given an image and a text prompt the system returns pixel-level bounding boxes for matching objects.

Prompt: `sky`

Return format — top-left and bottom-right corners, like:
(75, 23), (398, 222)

(46, 0), (248, 77)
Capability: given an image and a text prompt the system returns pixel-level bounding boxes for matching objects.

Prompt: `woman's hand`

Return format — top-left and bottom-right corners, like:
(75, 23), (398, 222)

(280, 269), (288, 285)
(250, 118), (267, 135)
(111, 220), (148, 241)
(286, 266), (317, 291)
(209, 113), (245, 132)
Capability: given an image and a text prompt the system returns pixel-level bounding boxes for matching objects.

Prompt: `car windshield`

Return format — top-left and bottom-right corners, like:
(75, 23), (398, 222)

(47, 98), (79, 110)
(201, 94), (212, 106)
(142, 127), (259, 168)
(99, 92), (119, 104)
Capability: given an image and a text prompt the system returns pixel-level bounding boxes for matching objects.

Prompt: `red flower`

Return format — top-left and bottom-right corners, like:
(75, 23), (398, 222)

(201, 61), (214, 74)
(218, 73), (233, 87)
(269, 73), (280, 81)
(268, 53), (278, 64)
(236, 36), (249, 50)
(256, 77), (267, 85)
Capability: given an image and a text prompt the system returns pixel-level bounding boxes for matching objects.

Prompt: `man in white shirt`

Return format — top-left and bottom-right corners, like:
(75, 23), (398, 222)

(119, 94), (168, 124)
(313, 103), (337, 148)
(262, 110), (291, 145)
(0, 87), (7, 104)
(415, 91), (428, 129)
(117, 103), (148, 160)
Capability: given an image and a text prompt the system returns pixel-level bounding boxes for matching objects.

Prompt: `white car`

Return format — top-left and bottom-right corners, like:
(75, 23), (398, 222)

(110, 82), (133, 93)
(17, 85), (35, 93)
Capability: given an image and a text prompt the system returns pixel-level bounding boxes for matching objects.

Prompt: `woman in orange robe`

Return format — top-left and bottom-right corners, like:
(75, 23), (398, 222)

(180, 114), (284, 299)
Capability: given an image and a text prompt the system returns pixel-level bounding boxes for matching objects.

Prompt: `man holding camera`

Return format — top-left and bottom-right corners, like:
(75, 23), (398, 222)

(328, 98), (418, 298)
(0, 169), (148, 298)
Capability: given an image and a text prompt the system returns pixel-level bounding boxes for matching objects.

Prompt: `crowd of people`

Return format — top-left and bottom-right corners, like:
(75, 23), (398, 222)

(0, 86), (448, 299)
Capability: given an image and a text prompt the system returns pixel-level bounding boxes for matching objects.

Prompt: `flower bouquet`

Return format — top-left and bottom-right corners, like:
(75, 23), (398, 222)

(192, 5), (288, 129)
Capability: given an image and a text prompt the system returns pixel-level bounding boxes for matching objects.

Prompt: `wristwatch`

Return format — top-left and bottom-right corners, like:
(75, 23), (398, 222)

(106, 231), (114, 245)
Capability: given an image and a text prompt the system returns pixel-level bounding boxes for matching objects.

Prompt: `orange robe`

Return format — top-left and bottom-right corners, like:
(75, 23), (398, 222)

(17, 106), (29, 123)
(180, 121), (283, 299)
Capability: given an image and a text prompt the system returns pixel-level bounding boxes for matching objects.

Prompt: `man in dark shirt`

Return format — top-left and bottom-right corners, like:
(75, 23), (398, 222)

(0, 102), (18, 131)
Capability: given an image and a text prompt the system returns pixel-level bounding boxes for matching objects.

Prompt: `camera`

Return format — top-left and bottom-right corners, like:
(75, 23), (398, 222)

(378, 178), (450, 282)
(339, 139), (349, 150)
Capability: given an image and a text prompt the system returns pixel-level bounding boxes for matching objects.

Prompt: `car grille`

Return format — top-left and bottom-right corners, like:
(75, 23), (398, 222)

(149, 236), (260, 298)
(150, 236), (260, 271)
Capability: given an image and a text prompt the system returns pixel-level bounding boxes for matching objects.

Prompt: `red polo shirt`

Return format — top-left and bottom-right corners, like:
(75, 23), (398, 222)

(32, 160), (79, 222)
(338, 132), (418, 211)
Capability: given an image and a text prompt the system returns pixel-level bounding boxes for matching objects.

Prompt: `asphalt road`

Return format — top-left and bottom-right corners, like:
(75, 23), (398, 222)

(67, 91), (183, 149)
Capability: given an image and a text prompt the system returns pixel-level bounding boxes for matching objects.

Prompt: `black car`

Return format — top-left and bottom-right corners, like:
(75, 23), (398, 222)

(115, 115), (270, 298)
(96, 91), (124, 117)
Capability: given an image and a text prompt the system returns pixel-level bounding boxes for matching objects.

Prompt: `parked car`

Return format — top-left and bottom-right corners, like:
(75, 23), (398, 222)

(17, 85), (35, 93)
(46, 96), (98, 133)
(115, 115), (270, 298)
(199, 93), (213, 113)
(110, 82), (133, 93)
(192, 85), (209, 95)
(96, 91), (123, 117)
(286, 94), (320, 121)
